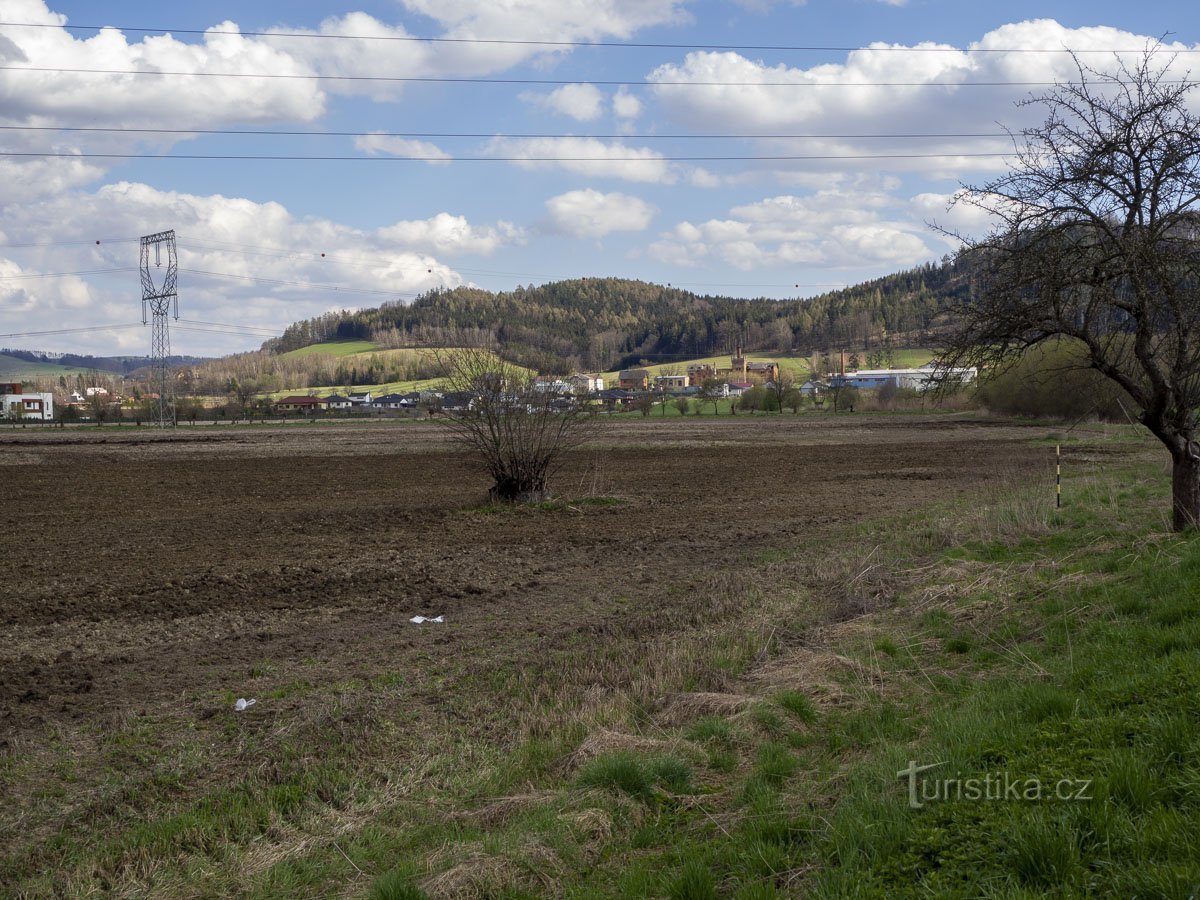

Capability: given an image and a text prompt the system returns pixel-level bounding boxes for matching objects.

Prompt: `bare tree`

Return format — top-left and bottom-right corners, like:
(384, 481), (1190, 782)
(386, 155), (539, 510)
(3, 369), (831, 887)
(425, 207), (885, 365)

(768, 368), (796, 415)
(942, 50), (1200, 530)
(698, 377), (724, 414)
(436, 347), (597, 502)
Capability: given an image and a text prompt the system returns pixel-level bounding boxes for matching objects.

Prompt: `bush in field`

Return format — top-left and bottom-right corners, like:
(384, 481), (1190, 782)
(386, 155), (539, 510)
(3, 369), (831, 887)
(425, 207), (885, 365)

(739, 385), (779, 412)
(437, 347), (597, 502)
(975, 340), (1135, 422)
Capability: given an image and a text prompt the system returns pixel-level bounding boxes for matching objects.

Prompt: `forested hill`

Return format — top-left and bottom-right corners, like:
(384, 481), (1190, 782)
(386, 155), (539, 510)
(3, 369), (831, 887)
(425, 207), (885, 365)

(263, 258), (970, 373)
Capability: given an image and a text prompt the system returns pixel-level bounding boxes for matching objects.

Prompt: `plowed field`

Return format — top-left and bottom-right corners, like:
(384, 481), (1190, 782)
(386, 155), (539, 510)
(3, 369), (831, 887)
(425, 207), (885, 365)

(1, 414), (1062, 887)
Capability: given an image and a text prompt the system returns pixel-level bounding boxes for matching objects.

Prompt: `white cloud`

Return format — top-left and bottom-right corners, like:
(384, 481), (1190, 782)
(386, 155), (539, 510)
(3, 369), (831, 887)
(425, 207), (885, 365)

(613, 88), (643, 119)
(522, 84), (606, 121)
(0, 4), (324, 127)
(264, 2), (690, 97)
(909, 191), (997, 241)
(0, 155), (108, 206)
(544, 189), (655, 238)
(486, 137), (675, 183)
(354, 134), (453, 164)
(399, 0), (689, 43)
(647, 20), (1199, 179)
(379, 212), (524, 255)
(648, 188), (933, 270)
(0, 257), (93, 317)
(262, 12), (430, 101)
(0, 2), (329, 199)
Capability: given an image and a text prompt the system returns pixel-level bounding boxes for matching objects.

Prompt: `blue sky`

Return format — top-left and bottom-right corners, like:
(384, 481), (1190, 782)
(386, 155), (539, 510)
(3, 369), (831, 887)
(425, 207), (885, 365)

(1, 0), (1196, 356)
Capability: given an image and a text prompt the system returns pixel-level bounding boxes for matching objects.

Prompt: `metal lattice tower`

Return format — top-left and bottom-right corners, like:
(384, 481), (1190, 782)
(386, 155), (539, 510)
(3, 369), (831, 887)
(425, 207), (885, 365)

(139, 230), (179, 427)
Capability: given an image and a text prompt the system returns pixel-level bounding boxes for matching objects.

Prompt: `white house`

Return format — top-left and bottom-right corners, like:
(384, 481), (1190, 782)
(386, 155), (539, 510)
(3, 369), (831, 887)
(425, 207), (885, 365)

(654, 374), (689, 390)
(570, 374), (604, 393)
(2, 390), (55, 421)
(532, 378), (573, 395)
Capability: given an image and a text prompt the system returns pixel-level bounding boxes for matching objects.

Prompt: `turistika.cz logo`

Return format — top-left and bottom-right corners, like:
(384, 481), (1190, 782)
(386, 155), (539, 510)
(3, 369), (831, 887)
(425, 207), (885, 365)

(897, 761), (1094, 810)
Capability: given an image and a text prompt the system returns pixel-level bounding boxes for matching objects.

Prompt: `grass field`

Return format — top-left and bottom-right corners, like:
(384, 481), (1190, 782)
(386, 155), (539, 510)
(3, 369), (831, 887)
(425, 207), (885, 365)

(4, 416), (1192, 897)
(0, 353), (93, 379)
(278, 340), (380, 358)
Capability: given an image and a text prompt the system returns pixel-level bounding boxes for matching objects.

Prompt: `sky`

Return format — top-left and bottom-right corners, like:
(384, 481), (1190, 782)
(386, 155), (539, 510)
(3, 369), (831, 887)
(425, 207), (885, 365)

(0, 0), (1197, 358)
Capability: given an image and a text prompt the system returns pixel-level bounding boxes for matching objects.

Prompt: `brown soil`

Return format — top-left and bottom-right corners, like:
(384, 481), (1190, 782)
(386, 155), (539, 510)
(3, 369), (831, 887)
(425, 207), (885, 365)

(0, 414), (1060, 863)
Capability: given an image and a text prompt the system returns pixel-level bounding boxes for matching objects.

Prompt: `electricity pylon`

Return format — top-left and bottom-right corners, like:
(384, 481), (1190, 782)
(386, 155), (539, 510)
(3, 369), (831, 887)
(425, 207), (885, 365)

(139, 230), (179, 427)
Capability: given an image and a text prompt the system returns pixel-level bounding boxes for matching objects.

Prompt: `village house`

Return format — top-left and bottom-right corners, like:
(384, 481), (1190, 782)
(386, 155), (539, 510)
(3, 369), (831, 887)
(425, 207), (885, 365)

(618, 368), (650, 390)
(596, 388), (637, 409)
(276, 395), (328, 412)
(371, 393), (417, 410)
(1, 383), (55, 421)
(347, 391), (373, 406)
(654, 374), (689, 390)
(746, 361), (779, 383)
(571, 374), (604, 393)
(532, 377), (573, 395)
(325, 394), (352, 410)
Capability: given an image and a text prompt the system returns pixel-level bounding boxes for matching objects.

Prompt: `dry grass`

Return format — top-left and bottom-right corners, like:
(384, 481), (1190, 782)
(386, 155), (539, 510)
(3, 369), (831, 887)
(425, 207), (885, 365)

(457, 791), (556, 828)
(562, 729), (678, 771)
(421, 838), (564, 899)
(655, 691), (756, 727)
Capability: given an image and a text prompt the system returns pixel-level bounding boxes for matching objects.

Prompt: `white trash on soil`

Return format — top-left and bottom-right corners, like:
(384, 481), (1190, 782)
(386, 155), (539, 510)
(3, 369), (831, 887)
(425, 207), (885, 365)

(408, 615), (445, 624)
(234, 698), (257, 711)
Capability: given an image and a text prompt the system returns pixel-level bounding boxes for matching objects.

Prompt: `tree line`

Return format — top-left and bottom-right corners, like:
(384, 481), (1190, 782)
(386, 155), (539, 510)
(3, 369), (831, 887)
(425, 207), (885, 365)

(262, 261), (970, 373)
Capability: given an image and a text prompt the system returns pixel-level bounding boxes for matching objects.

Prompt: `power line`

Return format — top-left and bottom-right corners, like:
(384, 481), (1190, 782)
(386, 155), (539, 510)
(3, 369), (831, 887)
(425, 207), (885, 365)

(174, 324), (278, 338)
(1, 150), (1011, 162)
(177, 318), (279, 335)
(181, 266), (408, 296)
(0, 21), (1190, 54)
(0, 267), (136, 280)
(2, 64), (1166, 88)
(0, 236), (141, 248)
(0, 125), (1012, 140)
(0, 323), (144, 338)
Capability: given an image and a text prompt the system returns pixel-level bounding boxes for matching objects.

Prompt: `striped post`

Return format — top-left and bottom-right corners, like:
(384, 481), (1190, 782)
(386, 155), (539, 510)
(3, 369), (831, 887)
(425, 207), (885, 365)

(1056, 444), (1061, 509)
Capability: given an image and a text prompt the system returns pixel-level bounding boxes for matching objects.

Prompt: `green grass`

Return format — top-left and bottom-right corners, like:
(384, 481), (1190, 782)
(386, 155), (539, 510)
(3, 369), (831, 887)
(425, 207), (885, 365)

(576, 752), (694, 800)
(277, 340), (379, 358)
(0, 353), (96, 378)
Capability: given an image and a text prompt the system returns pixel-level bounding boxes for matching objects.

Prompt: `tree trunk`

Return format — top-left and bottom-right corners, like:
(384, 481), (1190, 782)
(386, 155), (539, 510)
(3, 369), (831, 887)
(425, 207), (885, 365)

(1171, 447), (1200, 532)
